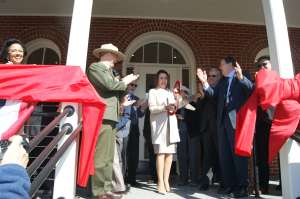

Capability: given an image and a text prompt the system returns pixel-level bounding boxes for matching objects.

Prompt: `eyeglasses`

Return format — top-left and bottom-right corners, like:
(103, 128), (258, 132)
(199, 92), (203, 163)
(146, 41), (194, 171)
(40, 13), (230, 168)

(208, 74), (217, 78)
(129, 83), (138, 87)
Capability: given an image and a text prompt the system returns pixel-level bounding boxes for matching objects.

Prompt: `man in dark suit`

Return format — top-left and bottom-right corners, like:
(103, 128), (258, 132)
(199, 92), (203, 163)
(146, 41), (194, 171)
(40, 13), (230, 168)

(125, 82), (147, 187)
(197, 56), (254, 198)
(254, 56), (273, 194)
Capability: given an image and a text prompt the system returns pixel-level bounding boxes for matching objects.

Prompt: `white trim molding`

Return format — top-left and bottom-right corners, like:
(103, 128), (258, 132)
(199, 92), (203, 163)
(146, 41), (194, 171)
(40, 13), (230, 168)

(255, 47), (270, 62)
(123, 31), (197, 92)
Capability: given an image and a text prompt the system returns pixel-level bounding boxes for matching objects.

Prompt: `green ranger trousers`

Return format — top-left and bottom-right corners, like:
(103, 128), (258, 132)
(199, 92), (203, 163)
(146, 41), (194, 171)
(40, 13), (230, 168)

(92, 120), (116, 196)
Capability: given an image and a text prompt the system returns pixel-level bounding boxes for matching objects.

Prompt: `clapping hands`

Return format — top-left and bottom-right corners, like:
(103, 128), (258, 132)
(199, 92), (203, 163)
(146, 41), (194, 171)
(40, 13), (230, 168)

(122, 74), (140, 85)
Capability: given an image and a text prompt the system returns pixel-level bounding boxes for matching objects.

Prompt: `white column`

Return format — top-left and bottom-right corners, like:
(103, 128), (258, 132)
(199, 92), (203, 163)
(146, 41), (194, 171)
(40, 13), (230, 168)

(53, 0), (93, 198)
(262, 1), (300, 199)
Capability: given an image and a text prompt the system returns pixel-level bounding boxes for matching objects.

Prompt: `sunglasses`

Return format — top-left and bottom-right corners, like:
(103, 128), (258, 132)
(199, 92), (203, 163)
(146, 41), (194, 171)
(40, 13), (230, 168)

(129, 83), (138, 87)
(259, 62), (268, 68)
(258, 62), (268, 68)
(208, 75), (217, 78)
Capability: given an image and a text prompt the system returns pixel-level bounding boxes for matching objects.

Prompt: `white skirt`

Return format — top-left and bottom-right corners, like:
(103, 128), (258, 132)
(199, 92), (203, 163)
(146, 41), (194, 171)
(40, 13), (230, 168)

(153, 125), (176, 154)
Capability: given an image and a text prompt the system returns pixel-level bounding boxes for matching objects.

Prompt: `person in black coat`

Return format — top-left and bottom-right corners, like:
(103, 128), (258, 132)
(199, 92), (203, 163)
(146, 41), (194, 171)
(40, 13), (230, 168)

(197, 56), (254, 198)
(185, 85), (206, 186)
(254, 56), (273, 194)
(198, 68), (222, 190)
(176, 86), (194, 186)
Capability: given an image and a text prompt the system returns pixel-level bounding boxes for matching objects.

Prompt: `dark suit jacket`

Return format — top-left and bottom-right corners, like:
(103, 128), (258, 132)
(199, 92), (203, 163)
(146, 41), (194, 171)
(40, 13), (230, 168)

(185, 98), (206, 138)
(200, 95), (218, 134)
(205, 75), (253, 129)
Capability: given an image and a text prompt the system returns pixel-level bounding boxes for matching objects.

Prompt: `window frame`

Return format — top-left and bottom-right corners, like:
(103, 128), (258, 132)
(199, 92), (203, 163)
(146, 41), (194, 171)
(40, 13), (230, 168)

(25, 38), (61, 64)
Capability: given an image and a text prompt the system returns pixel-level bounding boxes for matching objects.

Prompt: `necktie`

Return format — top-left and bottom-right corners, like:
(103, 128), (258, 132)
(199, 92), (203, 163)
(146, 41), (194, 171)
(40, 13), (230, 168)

(224, 77), (230, 105)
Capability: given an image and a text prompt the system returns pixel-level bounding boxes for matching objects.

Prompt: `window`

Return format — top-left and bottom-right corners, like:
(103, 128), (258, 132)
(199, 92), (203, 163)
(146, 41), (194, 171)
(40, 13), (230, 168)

(182, 68), (190, 88)
(159, 43), (172, 64)
(130, 47), (143, 63)
(27, 48), (60, 65)
(144, 43), (158, 63)
(129, 42), (186, 64)
(25, 38), (61, 65)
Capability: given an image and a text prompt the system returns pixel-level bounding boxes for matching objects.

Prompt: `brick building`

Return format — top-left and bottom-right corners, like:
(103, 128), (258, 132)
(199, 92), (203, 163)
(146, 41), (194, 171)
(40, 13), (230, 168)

(1, 0), (300, 197)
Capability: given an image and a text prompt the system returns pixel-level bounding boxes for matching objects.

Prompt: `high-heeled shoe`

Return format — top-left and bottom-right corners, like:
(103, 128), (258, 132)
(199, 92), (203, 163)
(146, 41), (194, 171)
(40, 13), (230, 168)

(164, 182), (171, 193)
(157, 184), (167, 195)
(157, 190), (167, 195)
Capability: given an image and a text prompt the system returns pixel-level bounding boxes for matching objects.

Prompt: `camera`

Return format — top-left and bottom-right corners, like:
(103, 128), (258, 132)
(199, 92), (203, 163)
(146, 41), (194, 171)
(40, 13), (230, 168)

(0, 135), (30, 161)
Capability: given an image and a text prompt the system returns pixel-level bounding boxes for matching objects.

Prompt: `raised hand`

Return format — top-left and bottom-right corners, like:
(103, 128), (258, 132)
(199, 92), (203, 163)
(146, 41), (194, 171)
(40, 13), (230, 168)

(122, 95), (136, 107)
(197, 68), (208, 84)
(235, 62), (244, 80)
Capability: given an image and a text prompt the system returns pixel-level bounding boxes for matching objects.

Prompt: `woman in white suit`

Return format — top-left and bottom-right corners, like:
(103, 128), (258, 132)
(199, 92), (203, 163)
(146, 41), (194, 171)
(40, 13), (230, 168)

(148, 70), (180, 194)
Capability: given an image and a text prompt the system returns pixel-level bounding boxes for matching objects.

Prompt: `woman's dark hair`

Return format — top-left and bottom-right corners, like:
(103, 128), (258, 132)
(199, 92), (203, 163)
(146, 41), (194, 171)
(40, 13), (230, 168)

(0, 38), (27, 63)
(223, 56), (237, 67)
(156, 69), (170, 89)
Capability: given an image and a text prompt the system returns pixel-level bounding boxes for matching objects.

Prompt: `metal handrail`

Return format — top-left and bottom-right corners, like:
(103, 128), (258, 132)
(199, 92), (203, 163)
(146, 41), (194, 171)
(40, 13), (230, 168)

(28, 106), (74, 152)
(31, 112), (60, 117)
(27, 123), (73, 176)
(30, 124), (82, 197)
(291, 130), (300, 143)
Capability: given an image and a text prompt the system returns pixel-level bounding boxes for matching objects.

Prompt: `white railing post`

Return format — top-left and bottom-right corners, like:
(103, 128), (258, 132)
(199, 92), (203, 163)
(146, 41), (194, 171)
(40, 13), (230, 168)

(262, 0), (300, 198)
(53, 0), (94, 198)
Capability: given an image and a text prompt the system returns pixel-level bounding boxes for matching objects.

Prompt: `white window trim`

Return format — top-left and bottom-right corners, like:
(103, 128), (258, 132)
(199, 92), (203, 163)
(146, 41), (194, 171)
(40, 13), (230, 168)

(25, 38), (61, 64)
(255, 47), (270, 62)
(123, 31), (197, 92)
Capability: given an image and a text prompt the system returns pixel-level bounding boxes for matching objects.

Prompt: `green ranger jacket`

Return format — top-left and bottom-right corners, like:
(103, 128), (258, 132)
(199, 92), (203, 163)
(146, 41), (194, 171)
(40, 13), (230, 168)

(87, 62), (126, 122)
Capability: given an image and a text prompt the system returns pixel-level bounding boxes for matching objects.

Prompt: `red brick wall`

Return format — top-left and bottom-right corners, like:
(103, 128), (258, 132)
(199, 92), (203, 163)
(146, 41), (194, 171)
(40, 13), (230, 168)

(1, 16), (300, 180)
(1, 16), (300, 73)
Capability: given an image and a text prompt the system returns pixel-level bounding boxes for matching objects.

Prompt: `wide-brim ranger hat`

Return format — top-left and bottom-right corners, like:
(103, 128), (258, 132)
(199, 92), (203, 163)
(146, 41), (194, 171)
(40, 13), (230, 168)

(93, 43), (125, 62)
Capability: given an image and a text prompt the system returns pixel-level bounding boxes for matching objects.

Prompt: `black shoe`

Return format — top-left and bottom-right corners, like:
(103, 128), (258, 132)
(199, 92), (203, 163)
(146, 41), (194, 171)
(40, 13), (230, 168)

(217, 187), (233, 195)
(129, 181), (143, 187)
(260, 186), (269, 194)
(125, 185), (131, 193)
(199, 184), (209, 191)
(232, 187), (249, 198)
(189, 181), (198, 187)
(177, 180), (189, 186)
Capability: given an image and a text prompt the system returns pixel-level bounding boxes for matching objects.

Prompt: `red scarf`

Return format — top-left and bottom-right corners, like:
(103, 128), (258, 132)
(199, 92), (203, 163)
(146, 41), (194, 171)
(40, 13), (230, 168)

(0, 64), (106, 187)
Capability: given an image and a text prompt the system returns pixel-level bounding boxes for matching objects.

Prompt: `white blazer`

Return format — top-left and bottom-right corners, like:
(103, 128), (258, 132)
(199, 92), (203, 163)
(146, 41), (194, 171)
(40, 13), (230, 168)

(148, 88), (180, 144)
